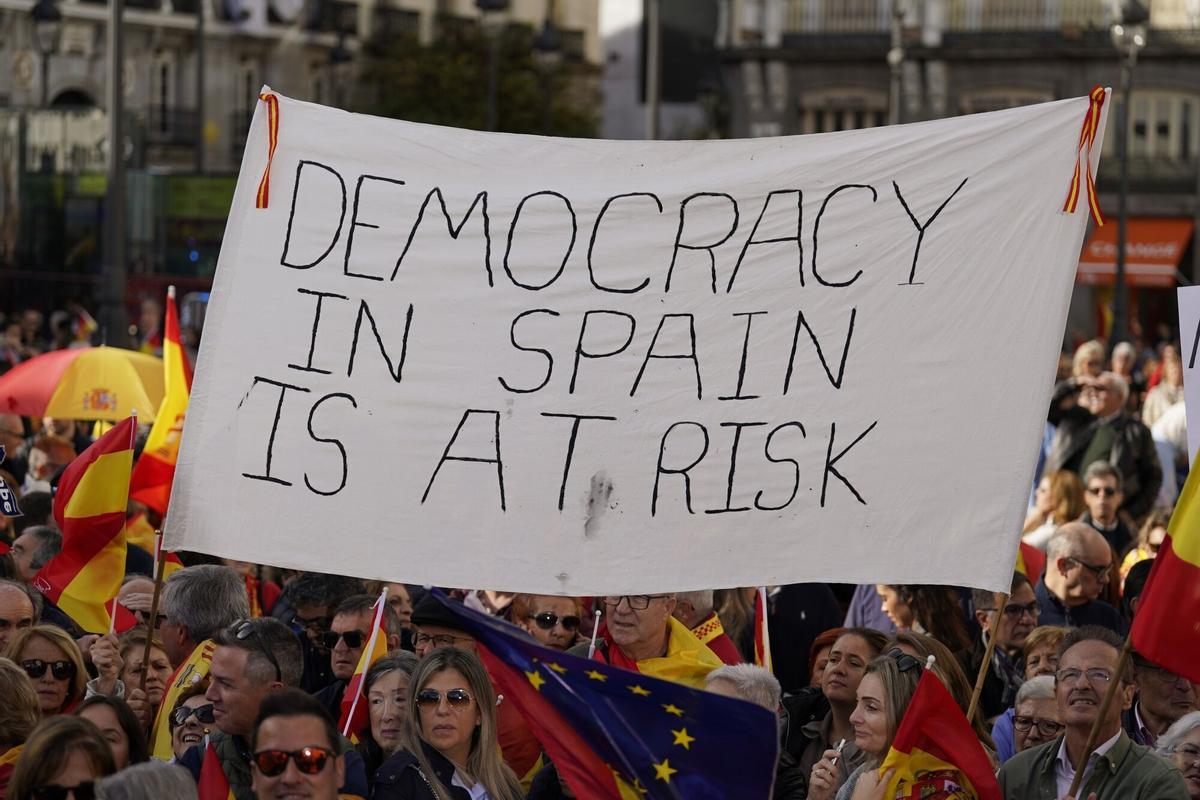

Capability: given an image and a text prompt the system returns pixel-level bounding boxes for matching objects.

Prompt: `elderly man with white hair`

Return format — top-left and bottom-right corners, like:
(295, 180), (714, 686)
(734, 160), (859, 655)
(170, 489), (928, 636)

(705, 664), (805, 799)
(1158, 711), (1200, 800)
(671, 590), (742, 665)
(1046, 369), (1162, 521)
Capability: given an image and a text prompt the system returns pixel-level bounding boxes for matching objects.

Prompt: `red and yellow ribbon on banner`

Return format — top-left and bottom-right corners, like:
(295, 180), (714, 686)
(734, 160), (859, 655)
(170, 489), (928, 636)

(255, 92), (281, 209)
(1063, 85), (1106, 226)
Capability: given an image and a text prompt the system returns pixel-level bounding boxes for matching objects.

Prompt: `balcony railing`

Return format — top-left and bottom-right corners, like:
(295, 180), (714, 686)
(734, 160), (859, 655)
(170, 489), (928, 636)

(783, 0), (1199, 35)
(144, 107), (199, 148)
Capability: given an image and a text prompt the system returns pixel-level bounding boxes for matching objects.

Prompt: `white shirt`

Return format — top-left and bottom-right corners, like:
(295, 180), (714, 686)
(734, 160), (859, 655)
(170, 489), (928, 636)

(451, 770), (491, 800)
(1055, 730), (1121, 798)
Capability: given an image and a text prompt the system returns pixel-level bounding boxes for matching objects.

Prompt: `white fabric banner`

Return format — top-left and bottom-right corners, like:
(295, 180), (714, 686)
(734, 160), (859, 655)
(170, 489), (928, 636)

(166, 89), (1107, 594)
(1178, 286), (1200, 464)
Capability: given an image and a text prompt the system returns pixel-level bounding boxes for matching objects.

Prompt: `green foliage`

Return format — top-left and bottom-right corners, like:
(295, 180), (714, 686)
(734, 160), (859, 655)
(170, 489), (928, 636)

(354, 24), (599, 138)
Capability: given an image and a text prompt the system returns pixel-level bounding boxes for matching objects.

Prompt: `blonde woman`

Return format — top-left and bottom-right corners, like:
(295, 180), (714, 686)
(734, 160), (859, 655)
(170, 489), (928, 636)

(3, 624), (88, 715)
(373, 648), (522, 800)
(1022, 470), (1086, 549)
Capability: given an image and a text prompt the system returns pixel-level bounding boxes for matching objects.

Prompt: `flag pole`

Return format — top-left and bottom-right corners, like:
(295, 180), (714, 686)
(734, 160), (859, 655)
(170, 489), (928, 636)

(1066, 635), (1133, 798)
(966, 593), (1008, 723)
(138, 530), (169, 694)
(341, 585), (388, 737)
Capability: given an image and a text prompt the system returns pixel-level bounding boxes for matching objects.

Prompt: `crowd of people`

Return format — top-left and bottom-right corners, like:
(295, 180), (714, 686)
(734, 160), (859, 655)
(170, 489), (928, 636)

(0, 314), (1197, 800)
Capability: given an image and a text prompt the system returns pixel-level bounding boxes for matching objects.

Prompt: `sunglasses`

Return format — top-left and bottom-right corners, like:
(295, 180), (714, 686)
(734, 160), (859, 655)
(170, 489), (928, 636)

(232, 619), (283, 683)
(21, 659), (77, 681)
(885, 648), (923, 673)
(252, 747), (335, 777)
(415, 687), (474, 711)
(322, 630), (366, 650)
(530, 612), (580, 632)
(170, 703), (216, 728)
(31, 785), (94, 800)
(1086, 486), (1118, 497)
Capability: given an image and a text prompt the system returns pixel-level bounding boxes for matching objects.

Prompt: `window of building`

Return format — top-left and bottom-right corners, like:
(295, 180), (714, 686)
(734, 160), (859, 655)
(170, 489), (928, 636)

(797, 89), (886, 134)
(1123, 90), (1200, 160)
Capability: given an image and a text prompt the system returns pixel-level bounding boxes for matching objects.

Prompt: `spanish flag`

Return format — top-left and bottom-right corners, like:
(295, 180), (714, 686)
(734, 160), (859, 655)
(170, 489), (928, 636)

(1015, 542), (1045, 584)
(150, 639), (215, 759)
(754, 587), (773, 673)
(1131, 457), (1200, 683)
(198, 739), (234, 800)
(32, 416), (136, 634)
(339, 590), (390, 738)
(129, 286), (192, 515)
(880, 669), (1000, 800)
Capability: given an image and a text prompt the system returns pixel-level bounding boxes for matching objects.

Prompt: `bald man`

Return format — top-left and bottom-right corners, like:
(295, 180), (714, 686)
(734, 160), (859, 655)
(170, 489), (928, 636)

(1036, 522), (1124, 633)
(0, 579), (37, 650)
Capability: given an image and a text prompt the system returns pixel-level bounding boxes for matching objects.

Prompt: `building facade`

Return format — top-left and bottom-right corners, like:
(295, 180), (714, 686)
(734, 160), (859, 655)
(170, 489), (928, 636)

(720, 0), (1200, 342)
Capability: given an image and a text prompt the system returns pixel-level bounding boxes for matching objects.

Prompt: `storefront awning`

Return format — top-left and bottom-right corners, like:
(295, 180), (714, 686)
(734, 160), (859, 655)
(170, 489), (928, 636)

(1077, 218), (1194, 288)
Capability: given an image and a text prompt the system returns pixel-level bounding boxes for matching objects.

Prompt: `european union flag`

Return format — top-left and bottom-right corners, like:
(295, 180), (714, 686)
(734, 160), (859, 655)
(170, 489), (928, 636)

(429, 590), (778, 800)
(0, 446), (22, 518)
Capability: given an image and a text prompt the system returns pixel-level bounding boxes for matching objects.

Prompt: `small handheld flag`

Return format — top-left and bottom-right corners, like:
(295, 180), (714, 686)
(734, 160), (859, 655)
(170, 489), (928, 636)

(339, 586), (390, 738)
(33, 416), (136, 633)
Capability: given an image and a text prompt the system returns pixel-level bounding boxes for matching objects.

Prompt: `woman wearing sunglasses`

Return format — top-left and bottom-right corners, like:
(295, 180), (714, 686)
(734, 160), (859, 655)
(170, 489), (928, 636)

(374, 648), (523, 800)
(811, 652), (924, 800)
(511, 594), (582, 651)
(6, 715), (116, 800)
(3, 625), (87, 715)
(167, 683), (213, 761)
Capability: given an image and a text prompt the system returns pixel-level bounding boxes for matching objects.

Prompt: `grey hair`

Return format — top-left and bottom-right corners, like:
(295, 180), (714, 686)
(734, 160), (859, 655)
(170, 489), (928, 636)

(21, 525), (62, 571)
(1100, 371), (1130, 404)
(160, 565), (250, 642)
(95, 761), (198, 800)
(1082, 461), (1123, 492)
(1113, 342), (1136, 360)
(704, 664), (781, 713)
(1015, 674), (1055, 706)
(0, 578), (42, 621)
(1047, 521), (1100, 562)
(1157, 711), (1200, 757)
(676, 590), (714, 612)
(213, 617), (303, 688)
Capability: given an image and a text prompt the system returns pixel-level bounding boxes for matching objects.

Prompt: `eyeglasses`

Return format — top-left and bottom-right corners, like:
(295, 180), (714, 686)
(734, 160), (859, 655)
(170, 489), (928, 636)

(1067, 557), (1113, 582)
(170, 703), (215, 729)
(21, 659), (77, 681)
(322, 630), (365, 650)
(1056, 667), (1114, 686)
(979, 601), (1040, 620)
(252, 747), (335, 777)
(415, 687), (474, 711)
(886, 648), (923, 673)
(232, 619), (283, 683)
(1174, 744), (1200, 767)
(413, 633), (471, 648)
(602, 595), (669, 611)
(530, 612), (580, 632)
(133, 609), (168, 629)
(1086, 486), (1118, 497)
(1013, 715), (1065, 736)
(294, 615), (332, 633)
(30, 785), (93, 800)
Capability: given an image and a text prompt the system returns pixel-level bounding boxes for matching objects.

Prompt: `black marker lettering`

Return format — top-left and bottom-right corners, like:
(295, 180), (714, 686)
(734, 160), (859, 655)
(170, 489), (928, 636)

(288, 288), (348, 376)
(812, 184), (877, 288)
(242, 377), (311, 486)
(542, 412), (618, 511)
(893, 178), (969, 285)
(422, 409), (506, 511)
(280, 160), (347, 270)
(705, 421), (767, 514)
(587, 192), (661, 293)
(344, 174), (406, 281)
(651, 421), (710, 515)
(304, 392), (357, 496)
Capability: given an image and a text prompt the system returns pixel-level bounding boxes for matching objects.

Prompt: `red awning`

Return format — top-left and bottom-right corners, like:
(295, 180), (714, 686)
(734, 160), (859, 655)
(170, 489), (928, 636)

(1077, 218), (1194, 288)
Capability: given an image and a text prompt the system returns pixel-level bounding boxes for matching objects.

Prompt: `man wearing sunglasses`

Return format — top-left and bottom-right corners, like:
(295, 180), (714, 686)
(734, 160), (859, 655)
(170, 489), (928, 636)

(313, 594), (401, 721)
(671, 589), (742, 666)
(1080, 463), (1134, 555)
(177, 618), (368, 800)
(1036, 523), (1124, 634)
(250, 689), (346, 800)
(1046, 370), (1161, 523)
(962, 572), (1038, 721)
(998, 626), (1188, 799)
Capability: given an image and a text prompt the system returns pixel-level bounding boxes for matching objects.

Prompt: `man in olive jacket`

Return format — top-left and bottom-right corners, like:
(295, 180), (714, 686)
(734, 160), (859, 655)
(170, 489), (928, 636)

(998, 626), (1187, 799)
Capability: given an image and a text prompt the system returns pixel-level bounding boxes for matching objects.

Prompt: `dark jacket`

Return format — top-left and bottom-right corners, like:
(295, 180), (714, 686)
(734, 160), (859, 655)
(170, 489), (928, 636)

(1046, 379), (1162, 519)
(372, 741), (471, 800)
(1081, 512), (1135, 558)
(181, 729), (369, 800)
(1034, 578), (1125, 634)
(315, 679), (347, 721)
(957, 635), (1023, 722)
(773, 748), (808, 800)
(996, 730), (1188, 799)
(780, 685), (831, 761)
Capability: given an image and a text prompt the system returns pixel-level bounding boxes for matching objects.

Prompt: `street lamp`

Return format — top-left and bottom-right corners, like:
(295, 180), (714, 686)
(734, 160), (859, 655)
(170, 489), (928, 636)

(1109, 1), (1148, 348)
(475, 0), (509, 131)
(532, 14), (562, 135)
(31, 0), (62, 107)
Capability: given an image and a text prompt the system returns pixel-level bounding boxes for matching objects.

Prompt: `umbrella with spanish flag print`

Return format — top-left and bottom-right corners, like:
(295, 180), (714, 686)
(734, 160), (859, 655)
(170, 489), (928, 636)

(0, 347), (163, 421)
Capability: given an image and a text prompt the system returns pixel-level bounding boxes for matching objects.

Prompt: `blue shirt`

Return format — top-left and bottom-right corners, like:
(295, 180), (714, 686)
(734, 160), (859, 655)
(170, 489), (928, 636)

(1034, 578), (1125, 634)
